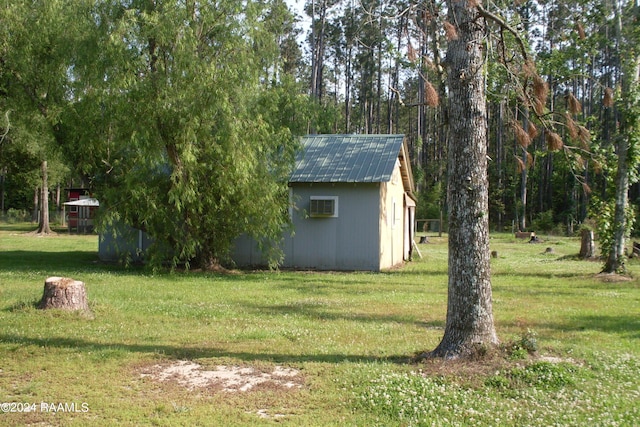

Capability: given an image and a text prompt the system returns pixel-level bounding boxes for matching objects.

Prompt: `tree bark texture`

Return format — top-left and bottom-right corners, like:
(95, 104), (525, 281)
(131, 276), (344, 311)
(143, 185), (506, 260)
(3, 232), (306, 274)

(38, 277), (91, 313)
(579, 229), (596, 259)
(431, 0), (498, 358)
(605, 133), (630, 272)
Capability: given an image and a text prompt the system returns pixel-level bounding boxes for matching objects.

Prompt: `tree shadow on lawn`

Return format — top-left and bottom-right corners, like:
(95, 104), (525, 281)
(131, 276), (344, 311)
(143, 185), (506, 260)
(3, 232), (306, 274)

(492, 270), (594, 279)
(243, 301), (437, 328)
(0, 250), (106, 273)
(0, 248), (442, 284)
(0, 334), (411, 365)
(528, 314), (640, 339)
(490, 285), (590, 298)
(0, 251), (233, 278)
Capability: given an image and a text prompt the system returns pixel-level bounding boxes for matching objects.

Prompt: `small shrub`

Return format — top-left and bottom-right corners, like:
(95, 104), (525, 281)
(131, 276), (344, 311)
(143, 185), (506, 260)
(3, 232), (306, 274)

(519, 329), (538, 353)
(503, 329), (538, 360)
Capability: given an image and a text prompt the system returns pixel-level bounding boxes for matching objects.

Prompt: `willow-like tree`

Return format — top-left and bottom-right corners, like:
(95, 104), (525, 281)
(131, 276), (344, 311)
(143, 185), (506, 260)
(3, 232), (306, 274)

(82, 0), (305, 269)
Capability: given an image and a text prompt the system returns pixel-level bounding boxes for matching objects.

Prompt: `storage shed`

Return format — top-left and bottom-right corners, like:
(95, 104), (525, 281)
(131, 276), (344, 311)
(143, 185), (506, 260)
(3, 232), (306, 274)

(233, 134), (416, 271)
(63, 197), (99, 234)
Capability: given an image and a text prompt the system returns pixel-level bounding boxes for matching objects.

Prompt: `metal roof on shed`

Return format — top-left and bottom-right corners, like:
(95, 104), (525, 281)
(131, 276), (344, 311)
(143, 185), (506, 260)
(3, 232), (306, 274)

(63, 198), (100, 207)
(290, 134), (405, 183)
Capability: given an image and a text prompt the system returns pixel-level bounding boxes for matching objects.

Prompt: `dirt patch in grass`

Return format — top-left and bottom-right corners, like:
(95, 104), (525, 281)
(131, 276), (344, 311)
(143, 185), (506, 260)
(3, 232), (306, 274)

(140, 361), (303, 392)
(416, 352), (510, 386)
(595, 272), (634, 283)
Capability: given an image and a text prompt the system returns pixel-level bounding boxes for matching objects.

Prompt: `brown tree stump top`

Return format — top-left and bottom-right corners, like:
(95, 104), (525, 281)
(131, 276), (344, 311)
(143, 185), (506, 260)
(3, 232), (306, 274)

(45, 277), (78, 288)
(38, 276), (92, 315)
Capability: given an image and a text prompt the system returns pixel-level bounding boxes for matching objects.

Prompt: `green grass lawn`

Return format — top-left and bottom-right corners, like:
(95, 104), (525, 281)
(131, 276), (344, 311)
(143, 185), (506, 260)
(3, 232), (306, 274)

(0, 224), (638, 426)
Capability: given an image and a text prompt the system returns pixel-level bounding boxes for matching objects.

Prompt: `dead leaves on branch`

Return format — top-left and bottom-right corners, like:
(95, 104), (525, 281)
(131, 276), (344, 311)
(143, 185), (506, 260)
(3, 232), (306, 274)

(515, 63), (595, 158)
(577, 126), (591, 150)
(546, 131), (564, 151)
(604, 87), (615, 108)
(425, 81), (440, 107)
(444, 21), (458, 41)
(407, 40), (419, 62)
(565, 112), (580, 141)
(567, 93), (582, 115)
(562, 93), (591, 150)
(514, 152), (534, 174)
(512, 120), (532, 148)
(532, 75), (550, 116)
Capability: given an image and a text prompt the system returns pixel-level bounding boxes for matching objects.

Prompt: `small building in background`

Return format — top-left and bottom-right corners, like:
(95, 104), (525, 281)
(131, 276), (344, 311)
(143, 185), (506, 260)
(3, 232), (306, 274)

(63, 188), (98, 233)
(98, 134), (417, 271)
(233, 134), (416, 271)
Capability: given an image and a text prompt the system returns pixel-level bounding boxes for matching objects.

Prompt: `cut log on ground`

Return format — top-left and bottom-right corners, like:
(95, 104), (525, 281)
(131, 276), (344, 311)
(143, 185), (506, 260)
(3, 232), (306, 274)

(38, 277), (91, 314)
(579, 229), (596, 259)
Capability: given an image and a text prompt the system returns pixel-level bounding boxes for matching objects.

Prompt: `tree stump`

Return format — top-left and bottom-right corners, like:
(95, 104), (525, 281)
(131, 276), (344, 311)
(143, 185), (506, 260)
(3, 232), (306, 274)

(38, 277), (91, 313)
(579, 229), (596, 259)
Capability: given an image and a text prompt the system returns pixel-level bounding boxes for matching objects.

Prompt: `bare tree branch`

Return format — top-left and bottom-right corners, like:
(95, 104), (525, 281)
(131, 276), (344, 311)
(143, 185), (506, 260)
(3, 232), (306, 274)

(476, 4), (529, 64)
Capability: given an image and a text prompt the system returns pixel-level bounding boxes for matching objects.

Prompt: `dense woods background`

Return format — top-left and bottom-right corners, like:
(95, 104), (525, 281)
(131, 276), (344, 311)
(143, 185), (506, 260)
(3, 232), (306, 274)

(1, 0), (639, 256)
(298, 0), (639, 238)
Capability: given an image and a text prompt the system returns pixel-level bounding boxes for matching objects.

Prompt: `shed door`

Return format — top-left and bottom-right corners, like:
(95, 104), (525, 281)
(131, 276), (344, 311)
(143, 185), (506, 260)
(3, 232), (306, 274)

(403, 194), (416, 260)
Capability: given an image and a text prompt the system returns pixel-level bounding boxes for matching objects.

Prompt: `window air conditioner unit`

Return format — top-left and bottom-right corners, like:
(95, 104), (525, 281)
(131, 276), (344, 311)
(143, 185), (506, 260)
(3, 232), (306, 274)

(310, 198), (336, 217)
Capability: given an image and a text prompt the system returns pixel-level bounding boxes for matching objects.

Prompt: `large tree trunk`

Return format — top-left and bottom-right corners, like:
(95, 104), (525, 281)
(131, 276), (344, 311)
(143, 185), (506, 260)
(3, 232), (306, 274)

(310, 0), (327, 102)
(430, 0), (498, 358)
(603, 2), (640, 273)
(604, 141), (629, 272)
(36, 160), (53, 234)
